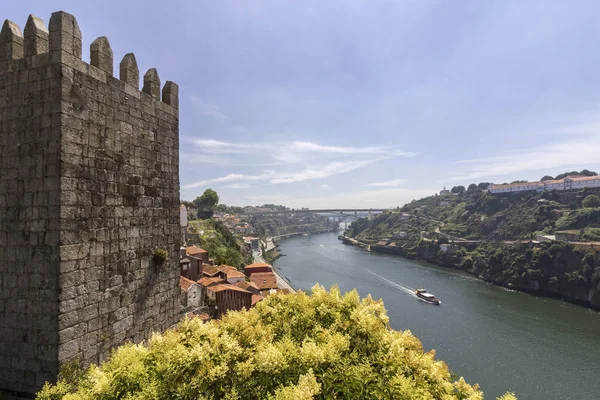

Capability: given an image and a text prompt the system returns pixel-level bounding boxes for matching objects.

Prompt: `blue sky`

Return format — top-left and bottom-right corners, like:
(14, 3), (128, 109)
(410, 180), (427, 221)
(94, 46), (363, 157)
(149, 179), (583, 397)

(6, 1), (600, 208)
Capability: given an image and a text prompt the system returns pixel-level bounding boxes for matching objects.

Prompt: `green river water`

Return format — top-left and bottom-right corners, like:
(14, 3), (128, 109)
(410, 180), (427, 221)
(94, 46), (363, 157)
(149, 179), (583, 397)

(273, 232), (600, 400)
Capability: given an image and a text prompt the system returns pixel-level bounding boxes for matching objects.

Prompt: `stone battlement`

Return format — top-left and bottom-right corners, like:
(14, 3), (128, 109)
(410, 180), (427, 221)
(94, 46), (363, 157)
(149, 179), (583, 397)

(0, 12), (179, 112)
(0, 11), (180, 396)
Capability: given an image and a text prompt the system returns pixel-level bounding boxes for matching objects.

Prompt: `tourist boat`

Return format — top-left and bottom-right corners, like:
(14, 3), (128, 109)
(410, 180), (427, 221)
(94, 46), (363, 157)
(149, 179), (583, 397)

(415, 289), (440, 305)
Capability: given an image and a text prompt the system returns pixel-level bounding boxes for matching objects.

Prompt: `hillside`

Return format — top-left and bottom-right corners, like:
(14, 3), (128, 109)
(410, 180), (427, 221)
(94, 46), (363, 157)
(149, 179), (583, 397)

(349, 186), (600, 244)
(251, 213), (334, 238)
(346, 182), (600, 309)
(188, 218), (253, 268)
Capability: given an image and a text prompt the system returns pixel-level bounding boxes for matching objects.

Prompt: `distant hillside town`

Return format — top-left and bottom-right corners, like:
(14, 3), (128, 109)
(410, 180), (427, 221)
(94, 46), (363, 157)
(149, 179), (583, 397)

(488, 174), (600, 194)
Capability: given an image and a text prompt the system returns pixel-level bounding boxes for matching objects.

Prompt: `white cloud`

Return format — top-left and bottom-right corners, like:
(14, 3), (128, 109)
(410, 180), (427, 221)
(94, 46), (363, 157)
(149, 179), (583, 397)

(448, 117), (600, 182)
(182, 158), (385, 189)
(246, 194), (291, 202)
(367, 179), (407, 187)
(280, 188), (437, 209)
(188, 138), (418, 159)
(270, 159), (382, 184)
(190, 95), (229, 120)
(317, 184), (331, 190)
(290, 141), (417, 156)
(224, 183), (252, 189)
(183, 171), (276, 189)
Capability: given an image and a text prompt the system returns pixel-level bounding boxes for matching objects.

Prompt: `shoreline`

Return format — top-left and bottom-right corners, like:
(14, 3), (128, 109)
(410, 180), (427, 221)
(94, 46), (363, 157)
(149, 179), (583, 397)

(253, 242), (297, 294)
(263, 229), (341, 293)
(338, 233), (600, 312)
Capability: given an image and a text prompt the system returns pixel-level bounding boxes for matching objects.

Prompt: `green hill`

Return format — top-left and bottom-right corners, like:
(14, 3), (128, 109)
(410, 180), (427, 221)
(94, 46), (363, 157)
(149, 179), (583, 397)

(346, 180), (600, 310)
(350, 186), (600, 243)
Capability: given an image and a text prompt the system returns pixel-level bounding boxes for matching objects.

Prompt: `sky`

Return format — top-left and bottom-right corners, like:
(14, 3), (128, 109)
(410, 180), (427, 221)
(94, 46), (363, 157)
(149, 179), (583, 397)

(6, 1), (600, 208)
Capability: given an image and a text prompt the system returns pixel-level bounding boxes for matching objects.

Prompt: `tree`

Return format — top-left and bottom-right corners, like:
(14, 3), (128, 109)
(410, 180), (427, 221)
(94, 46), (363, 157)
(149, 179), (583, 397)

(477, 182), (491, 190)
(451, 185), (466, 194)
(468, 183), (478, 192)
(540, 175), (554, 181)
(583, 195), (600, 208)
(579, 169), (598, 176)
(39, 286), (515, 399)
(510, 180), (527, 184)
(555, 171), (579, 180)
(193, 188), (219, 212)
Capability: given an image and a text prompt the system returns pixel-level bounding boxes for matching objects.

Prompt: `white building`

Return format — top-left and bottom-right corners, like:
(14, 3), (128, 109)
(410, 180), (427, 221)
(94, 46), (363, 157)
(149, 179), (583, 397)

(488, 176), (600, 194)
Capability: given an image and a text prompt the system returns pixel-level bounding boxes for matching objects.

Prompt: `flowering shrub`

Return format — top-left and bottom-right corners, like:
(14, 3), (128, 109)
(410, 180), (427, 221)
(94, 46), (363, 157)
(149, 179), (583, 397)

(38, 285), (516, 399)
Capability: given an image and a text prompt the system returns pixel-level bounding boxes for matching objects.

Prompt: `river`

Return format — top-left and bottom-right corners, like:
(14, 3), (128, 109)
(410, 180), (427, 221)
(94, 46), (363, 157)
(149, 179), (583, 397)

(273, 232), (600, 400)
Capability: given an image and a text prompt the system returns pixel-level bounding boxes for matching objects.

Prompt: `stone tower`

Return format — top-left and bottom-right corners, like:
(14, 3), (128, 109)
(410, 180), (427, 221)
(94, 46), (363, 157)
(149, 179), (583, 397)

(0, 11), (180, 396)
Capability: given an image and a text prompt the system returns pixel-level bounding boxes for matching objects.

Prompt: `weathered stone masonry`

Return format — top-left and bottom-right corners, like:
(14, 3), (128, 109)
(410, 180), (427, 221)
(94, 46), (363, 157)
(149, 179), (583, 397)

(0, 11), (180, 395)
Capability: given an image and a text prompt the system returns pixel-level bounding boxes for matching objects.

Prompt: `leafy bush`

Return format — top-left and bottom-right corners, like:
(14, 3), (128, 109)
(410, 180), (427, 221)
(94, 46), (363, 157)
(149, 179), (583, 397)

(555, 208), (600, 230)
(38, 286), (515, 400)
(582, 228), (600, 241)
(152, 247), (168, 264)
(583, 195), (600, 208)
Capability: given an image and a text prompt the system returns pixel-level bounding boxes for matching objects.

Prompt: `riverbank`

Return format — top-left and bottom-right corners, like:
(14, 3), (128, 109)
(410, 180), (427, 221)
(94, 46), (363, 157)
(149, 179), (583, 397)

(253, 247), (296, 293)
(263, 228), (339, 263)
(339, 234), (600, 311)
(274, 232), (600, 400)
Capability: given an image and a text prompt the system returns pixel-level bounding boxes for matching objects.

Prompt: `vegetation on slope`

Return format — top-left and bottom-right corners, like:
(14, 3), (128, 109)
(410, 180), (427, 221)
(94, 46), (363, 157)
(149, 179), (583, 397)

(349, 185), (600, 243)
(345, 170), (600, 308)
(38, 286), (515, 400)
(188, 218), (253, 267)
(252, 213), (333, 238)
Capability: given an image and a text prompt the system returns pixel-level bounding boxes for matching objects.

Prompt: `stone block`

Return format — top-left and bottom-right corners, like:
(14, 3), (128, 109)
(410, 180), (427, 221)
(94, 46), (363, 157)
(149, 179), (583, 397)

(1, 9), (180, 395)
(24, 15), (49, 57)
(119, 53), (138, 87)
(90, 36), (113, 75)
(48, 12), (82, 58)
(0, 20), (24, 62)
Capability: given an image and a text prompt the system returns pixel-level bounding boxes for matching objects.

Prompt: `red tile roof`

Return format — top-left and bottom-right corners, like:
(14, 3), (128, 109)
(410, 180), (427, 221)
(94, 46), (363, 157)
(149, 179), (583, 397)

(251, 294), (263, 305)
(208, 284), (252, 294)
(202, 266), (220, 277)
(179, 276), (197, 292)
(186, 245), (207, 255)
(197, 277), (225, 287)
(216, 265), (247, 280)
(234, 280), (260, 292)
(223, 269), (246, 279)
(245, 262), (272, 270)
(249, 272), (278, 290)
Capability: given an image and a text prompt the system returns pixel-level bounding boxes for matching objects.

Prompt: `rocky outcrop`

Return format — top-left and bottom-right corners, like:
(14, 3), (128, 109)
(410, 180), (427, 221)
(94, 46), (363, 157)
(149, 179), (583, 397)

(416, 241), (600, 310)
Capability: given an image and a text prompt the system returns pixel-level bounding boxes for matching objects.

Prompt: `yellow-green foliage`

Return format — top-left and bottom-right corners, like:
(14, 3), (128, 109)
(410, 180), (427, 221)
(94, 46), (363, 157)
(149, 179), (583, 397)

(38, 286), (514, 400)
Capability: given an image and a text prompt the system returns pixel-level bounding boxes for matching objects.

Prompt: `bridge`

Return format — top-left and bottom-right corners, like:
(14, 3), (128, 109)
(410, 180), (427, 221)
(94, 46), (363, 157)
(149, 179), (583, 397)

(252, 208), (390, 216)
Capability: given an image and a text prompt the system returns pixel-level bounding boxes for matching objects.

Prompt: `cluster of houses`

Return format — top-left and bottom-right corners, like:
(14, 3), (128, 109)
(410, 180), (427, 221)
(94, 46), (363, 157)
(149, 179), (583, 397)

(179, 245), (288, 320)
(214, 212), (255, 236)
(488, 175), (600, 194)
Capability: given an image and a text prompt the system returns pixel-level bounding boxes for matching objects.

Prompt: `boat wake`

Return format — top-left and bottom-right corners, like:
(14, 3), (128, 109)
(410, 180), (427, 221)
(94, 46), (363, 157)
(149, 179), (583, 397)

(368, 270), (415, 296)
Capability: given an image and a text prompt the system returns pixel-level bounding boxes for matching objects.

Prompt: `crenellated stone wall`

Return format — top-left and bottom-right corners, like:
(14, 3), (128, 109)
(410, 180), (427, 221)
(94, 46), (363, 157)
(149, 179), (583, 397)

(0, 11), (180, 396)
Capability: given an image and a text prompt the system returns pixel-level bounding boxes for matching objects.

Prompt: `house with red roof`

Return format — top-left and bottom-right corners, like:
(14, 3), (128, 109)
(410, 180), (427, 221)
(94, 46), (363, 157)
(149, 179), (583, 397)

(207, 284), (252, 318)
(183, 245), (209, 280)
(217, 265), (246, 284)
(233, 280), (261, 295)
(244, 262), (272, 276)
(249, 271), (279, 291)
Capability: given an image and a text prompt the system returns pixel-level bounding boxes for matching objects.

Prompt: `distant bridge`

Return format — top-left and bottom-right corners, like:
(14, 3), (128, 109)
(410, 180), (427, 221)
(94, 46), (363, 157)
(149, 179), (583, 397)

(252, 208), (390, 216)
